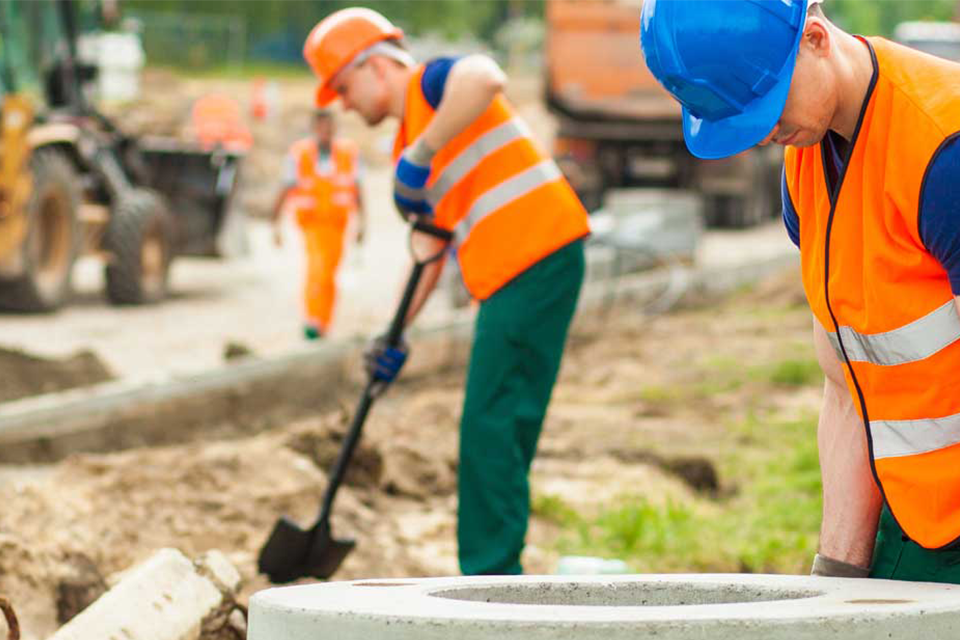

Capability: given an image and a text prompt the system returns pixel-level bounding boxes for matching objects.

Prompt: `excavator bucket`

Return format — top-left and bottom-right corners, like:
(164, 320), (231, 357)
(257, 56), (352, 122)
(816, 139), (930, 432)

(138, 140), (245, 258)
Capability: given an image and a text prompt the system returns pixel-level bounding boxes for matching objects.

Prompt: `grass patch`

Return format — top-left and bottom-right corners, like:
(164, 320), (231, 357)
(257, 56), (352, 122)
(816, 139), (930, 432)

(637, 385), (683, 404)
(693, 355), (822, 397)
(546, 413), (822, 574)
(149, 61), (312, 81)
(532, 493), (580, 526)
(759, 358), (822, 387)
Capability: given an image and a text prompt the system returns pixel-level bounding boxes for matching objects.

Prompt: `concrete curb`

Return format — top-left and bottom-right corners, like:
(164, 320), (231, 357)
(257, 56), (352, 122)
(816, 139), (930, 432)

(248, 573), (960, 640)
(50, 549), (241, 640)
(0, 253), (798, 463)
(0, 340), (357, 463)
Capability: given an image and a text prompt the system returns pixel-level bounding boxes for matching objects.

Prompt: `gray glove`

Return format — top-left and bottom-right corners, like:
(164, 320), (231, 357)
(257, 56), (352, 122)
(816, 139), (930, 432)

(810, 553), (870, 578)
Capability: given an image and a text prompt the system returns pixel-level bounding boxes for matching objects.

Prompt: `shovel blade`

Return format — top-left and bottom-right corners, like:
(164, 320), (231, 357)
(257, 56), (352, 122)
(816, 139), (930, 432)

(257, 516), (356, 583)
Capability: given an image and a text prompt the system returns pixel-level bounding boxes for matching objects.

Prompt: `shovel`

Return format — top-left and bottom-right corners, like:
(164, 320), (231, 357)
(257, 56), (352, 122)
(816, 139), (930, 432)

(258, 221), (450, 584)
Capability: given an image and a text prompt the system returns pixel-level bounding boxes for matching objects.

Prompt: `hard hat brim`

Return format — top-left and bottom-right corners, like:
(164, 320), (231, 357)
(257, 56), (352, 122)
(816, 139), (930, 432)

(316, 83), (338, 108)
(681, 26), (802, 160)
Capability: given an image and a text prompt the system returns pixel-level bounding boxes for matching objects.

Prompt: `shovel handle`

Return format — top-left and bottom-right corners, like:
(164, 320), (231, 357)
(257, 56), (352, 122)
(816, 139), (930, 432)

(313, 255), (429, 529)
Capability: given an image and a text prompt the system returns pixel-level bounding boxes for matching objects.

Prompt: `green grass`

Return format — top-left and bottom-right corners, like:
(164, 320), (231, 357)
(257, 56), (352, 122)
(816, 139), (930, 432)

(148, 61), (312, 81)
(692, 355), (822, 397)
(540, 413), (822, 574)
(760, 358), (823, 387)
(637, 385), (683, 404)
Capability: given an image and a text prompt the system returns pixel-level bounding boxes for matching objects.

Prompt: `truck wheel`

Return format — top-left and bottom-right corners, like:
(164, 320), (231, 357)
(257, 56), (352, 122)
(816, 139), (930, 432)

(104, 190), (174, 305)
(0, 150), (81, 312)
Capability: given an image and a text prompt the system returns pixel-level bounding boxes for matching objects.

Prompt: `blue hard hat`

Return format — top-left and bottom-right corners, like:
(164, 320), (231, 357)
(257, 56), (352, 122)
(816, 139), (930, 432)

(640, 0), (809, 159)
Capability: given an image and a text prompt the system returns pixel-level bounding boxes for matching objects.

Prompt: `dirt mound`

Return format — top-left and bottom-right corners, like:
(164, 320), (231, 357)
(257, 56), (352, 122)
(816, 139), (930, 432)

(0, 347), (112, 403)
(0, 409), (460, 639)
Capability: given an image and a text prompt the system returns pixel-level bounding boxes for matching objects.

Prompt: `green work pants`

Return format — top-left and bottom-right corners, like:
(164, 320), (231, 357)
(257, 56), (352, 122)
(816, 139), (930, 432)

(458, 239), (585, 576)
(870, 504), (960, 583)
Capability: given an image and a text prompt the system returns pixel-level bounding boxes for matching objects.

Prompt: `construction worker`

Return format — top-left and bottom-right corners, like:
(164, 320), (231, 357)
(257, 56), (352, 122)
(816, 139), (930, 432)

(303, 8), (590, 575)
(642, 0), (960, 582)
(271, 110), (366, 340)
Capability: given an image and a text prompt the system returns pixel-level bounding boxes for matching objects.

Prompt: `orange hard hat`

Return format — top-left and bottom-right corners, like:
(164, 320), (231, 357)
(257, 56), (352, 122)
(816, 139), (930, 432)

(303, 8), (404, 107)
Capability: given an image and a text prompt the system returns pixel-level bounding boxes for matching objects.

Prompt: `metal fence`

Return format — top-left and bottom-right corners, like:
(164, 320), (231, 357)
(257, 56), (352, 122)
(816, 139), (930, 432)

(126, 9), (246, 70)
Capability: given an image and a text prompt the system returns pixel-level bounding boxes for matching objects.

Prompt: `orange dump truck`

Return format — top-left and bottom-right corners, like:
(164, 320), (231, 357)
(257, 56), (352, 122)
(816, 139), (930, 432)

(545, 0), (781, 227)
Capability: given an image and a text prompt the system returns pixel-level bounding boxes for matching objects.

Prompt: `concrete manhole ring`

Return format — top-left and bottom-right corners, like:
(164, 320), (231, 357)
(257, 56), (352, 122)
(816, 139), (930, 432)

(248, 573), (960, 639)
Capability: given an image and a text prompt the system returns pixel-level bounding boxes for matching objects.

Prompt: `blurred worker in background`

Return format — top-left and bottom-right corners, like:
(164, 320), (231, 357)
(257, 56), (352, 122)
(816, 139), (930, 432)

(271, 109), (366, 340)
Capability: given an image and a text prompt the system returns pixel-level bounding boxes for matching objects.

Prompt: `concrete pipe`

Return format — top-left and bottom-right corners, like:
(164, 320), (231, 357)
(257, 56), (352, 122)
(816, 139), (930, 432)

(248, 573), (960, 640)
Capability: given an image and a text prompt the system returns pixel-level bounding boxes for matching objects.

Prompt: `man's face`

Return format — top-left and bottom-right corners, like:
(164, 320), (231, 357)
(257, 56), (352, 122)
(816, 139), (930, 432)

(313, 116), (333, 144)
(759, 23), (836, 149)
(331, 59), (391, 125)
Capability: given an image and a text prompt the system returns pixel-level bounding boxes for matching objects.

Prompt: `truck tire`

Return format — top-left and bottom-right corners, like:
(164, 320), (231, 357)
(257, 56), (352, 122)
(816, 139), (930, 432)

(0, 149), (81, 312)
(104, 190), (174, 305)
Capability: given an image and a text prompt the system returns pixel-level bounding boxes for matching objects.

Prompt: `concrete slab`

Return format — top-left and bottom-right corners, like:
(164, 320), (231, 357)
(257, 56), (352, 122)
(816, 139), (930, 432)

(50, 548), (240, 640)
(248, 574), (960, 640)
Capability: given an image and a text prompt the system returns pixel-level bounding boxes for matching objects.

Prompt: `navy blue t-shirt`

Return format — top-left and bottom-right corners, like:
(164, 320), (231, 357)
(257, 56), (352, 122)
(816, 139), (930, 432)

(420, 57), (460, 109)
(782, 134), (960, 294)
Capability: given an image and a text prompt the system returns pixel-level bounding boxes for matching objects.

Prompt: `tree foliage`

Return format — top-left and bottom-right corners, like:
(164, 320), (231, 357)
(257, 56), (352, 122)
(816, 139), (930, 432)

(123, 0), (544, 61)
(823, 0), (957, 37)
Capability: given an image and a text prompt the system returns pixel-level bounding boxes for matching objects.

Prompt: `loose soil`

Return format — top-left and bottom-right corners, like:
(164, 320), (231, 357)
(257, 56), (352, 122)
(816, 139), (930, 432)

(0, 268), (817, 640)
(0, 347), (112, 403)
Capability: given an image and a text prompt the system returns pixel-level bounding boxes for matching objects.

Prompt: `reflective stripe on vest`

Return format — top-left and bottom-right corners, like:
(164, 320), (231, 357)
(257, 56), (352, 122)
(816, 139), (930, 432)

(393, 64), (589, 301)
(825, 300), (960, 366)
(872, 410), (960, 459)
(786, 37), (960, 549)
(427, 117), (532, 204)
(454, 160), (562, 244)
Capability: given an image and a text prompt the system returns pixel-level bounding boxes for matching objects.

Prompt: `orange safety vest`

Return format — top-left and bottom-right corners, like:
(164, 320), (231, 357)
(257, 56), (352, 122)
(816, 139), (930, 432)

(287, 137), (359, 228)
(393, 65), (589, 301)
(785, 37), (960, 549)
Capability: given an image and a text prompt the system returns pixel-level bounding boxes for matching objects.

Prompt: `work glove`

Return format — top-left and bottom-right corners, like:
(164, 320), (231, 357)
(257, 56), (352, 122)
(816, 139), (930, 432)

(394, 138), (436, 220)
(364, 334), (409, 384)
(810, 553), (870, 578)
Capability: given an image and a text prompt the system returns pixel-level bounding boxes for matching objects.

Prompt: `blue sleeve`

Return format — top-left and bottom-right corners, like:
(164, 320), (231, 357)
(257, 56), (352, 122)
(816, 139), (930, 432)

(420, 57), (460, 110)
(781, 167), (800, 249)
(919, 135), (960, 295)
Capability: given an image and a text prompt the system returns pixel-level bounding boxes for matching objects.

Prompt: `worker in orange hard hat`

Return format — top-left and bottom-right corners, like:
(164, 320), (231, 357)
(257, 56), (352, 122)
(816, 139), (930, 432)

(303, 8), (590, 575)
(271, 109), (366, 340)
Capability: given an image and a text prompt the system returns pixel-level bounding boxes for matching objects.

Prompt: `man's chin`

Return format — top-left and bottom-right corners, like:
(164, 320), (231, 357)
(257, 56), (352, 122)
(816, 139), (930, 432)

(363, 111), (387, 126)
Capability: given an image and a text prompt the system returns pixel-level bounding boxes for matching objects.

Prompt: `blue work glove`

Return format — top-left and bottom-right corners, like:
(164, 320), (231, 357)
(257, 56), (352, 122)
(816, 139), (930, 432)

(364, 334), (409, 384)
(394, 138), (436, 219)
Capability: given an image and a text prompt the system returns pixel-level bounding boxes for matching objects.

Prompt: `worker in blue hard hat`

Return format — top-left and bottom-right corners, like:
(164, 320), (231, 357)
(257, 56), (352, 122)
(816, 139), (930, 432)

(642, 0), (960, 584)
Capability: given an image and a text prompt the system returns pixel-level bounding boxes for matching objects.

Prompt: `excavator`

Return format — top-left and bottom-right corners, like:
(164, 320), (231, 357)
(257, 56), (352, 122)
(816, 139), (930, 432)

(0, 0), (242, 311)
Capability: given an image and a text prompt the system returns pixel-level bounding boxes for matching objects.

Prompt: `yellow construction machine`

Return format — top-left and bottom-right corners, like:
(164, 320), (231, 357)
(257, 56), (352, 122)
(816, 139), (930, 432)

(0, 0), (242, 311)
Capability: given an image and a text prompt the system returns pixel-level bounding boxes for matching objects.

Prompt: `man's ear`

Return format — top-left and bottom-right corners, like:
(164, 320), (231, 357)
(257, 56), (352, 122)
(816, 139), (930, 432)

(802, 17), (831, 58)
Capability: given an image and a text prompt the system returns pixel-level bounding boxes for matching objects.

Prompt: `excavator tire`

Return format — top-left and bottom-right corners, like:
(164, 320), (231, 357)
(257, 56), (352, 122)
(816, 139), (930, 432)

(104, 189), (174, 305)
(0, 149), (81, 313)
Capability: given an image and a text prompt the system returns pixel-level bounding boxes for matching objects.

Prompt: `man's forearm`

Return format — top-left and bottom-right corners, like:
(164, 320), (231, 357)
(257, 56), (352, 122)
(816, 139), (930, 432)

(817, 374), (883, 567)
(403, 256), (445, 326)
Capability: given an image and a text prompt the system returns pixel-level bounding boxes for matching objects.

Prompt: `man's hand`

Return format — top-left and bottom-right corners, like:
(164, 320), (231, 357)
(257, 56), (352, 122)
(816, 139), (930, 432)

(364, 334), (409, 384)
(811, 553), (870, 578)
(394, 138), (435, 219)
